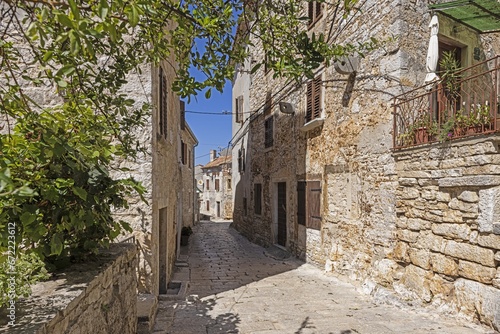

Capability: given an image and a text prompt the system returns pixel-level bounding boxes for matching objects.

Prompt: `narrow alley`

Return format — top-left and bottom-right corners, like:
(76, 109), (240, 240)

(153, 221), (494, 334)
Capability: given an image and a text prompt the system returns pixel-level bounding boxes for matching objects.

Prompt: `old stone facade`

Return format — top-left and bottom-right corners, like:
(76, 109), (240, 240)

(114, 59), (198, 294)
(232, 0), (500, 330)
(201, 150), (233, 219)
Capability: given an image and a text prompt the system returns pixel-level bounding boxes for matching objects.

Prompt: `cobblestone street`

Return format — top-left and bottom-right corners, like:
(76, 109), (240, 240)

(153, 221), (495, 334)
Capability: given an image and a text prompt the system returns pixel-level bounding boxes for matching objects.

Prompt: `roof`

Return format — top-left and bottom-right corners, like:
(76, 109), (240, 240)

(429, 0), (500, 33)
(202, 155), (232, 169)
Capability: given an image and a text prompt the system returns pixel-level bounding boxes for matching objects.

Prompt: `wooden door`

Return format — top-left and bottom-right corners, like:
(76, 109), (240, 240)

(277, 182), (287, 246)
(307, 181), (322, 230)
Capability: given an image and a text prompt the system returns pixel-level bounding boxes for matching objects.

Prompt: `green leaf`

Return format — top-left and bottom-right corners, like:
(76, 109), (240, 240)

(72, 186), (87, 200)
(98, 0), (109, 20)
(56, 13), (74, 28)
(68, 0), (80, 20)
(205, 88), (212, 99)
(20, 212), (36, 226)
(50, 234), (63, 256)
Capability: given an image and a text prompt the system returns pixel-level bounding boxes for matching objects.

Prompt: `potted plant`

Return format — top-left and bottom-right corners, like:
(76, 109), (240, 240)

(181, 226), (193, 246)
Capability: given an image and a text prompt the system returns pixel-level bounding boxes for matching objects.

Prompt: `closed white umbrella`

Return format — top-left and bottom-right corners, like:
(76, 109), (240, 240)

(424, 15), (440, 87)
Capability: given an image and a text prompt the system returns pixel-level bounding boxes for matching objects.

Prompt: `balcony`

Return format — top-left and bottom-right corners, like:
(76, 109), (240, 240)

(393, 56), (500, 149)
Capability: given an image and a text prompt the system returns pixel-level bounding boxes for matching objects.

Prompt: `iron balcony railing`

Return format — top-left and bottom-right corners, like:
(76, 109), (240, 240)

(393, 55), (500, 149)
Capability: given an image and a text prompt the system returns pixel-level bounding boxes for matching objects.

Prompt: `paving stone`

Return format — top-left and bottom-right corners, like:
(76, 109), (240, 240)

(153, 221), (494, 334)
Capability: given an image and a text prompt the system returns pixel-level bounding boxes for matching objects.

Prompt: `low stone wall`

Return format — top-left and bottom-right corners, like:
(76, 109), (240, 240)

(393, 137), (500, 330)
(0, 243), (138, 334)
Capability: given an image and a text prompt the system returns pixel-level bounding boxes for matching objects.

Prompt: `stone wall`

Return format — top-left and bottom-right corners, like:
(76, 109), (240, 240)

(233, 0), (500, 330)
(392, 137), (500, 330)
(0, 244), (138, 334)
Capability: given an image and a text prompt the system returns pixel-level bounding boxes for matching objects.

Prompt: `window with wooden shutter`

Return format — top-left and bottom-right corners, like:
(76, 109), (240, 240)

(235, 95), (244, 123)
(159, 67), (168, 138)
(206, 179), (210, 190)
(254, 183), (262, 215)
(307, 181), (322, 230)
(297, 180), (322, 229)
(306, 76), (322, 123)
(215, 179), (220, 192)
(308, 1), (323, 28)
(181, 141), (186, 164)
(264, 116), (274, 148)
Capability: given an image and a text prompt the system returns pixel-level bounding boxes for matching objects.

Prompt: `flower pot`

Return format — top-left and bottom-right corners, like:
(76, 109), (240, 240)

(414, 127), (430, 144)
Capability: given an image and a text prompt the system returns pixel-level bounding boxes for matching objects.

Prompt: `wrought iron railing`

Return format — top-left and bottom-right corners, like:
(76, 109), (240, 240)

(393, 56), (500, 149)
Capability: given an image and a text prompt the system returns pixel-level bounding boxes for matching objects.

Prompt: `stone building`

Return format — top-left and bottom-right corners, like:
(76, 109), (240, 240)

(232, 0), (500, 330)
(201, 150), (233, 219)
(115, 61), (198, 295)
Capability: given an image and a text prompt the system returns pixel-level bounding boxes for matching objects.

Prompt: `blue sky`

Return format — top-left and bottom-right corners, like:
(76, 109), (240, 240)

(183, 80), (233, 166)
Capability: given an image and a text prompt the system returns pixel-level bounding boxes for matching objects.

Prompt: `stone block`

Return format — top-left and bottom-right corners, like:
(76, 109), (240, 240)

(431, 223), (470, 240)
(439, 175), (500, 187)
(421, 189), (436, 200)
(458, 260), (497, 284)
(478, 186), (500, 233)
(448, 198), (478, 214)
(372, 259), (401, 287)
(399, 178), (417, 186)
(442, 210), (463, 223)
(458, 191), (479, 203)
(477, 234), (500, 250)
(495, 251), (500, 262)
(454, 279), (500, 330)
(406, 218), (430, 231)
(418, 178), (438, 187)
(429, 274), (454, 298)
(442, 240), (495, 267)
(415, 231), (444, 252)
(401, 187), (419, 199)
(397, 229), (419, 243)
(400, 264), (433, 303)
(408, 248), (430, 270)
(430, 253), (458, 276)
(393, 241), (409, 262)
(436, 192), (451, 202)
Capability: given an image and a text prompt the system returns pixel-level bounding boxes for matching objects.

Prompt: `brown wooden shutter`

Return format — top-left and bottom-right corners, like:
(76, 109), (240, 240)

(235, 96), (241, 123)
(306, 81), (313, 122)
(313, 76), (322, 119)
(215, 179), (220, 191)
(297, 181), (306, 225)
(307, 181), (321, 230)
(254, 183), (262, 215)
(264, 116), (274, 148)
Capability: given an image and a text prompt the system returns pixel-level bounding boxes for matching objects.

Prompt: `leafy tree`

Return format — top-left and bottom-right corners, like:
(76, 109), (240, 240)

(0, 0), (374, 303)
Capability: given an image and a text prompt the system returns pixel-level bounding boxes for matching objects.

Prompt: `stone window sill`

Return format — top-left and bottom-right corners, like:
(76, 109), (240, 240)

(301, 118), (324, 132)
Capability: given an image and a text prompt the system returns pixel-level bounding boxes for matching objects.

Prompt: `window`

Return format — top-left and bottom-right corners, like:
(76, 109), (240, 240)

(308, 1), (323, 28)
(206, 179), (210, 190)
(188, 149), (192, 168)
(180, 100), (185, 130)
(264, 116), (274, 148)
(238, 147), (246, 173)
(159, 68), (168, 137)
(227, 179), (232, 190)
(181, 141), (187, 165)
(206, 201), (210, 211)
(215, 179), (220, 192)
(235, 95), (244, 123)
(306, 76), (322, 123)
(297, 181), (322, 230)
(254, 183), (262, 215)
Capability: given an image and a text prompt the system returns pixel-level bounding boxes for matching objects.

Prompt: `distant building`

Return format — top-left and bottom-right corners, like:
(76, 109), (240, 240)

(201, 150), (233, 219)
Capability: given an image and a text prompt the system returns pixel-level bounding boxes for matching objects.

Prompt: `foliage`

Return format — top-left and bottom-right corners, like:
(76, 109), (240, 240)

(0, 251), (49, 306)
(439, 50), (461, 101)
